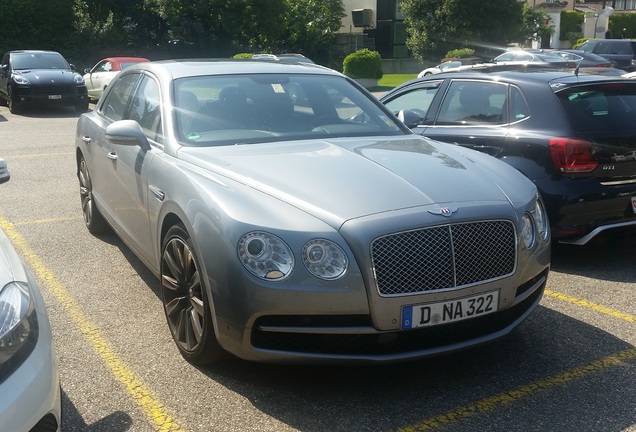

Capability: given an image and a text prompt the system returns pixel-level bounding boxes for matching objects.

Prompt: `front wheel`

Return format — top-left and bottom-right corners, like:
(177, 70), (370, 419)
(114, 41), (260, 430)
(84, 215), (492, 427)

(8, 87), (20, 114)
(161, 224), (225, 364)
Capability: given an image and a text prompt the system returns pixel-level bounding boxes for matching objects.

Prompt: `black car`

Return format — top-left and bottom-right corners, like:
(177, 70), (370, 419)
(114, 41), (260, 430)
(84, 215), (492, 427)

(380, 69), (636, 245)
(576, 39), (636, 72)
(0, 50), (89, 113)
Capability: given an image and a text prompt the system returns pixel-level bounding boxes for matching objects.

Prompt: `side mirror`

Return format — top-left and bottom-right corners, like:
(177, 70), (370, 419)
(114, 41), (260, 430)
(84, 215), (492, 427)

(105, 120), (151, 150)
(69, 64), (76, 71)
(397, 109), (422, 129)
(84, 68), (91, 74)
(0, 159), (10, 185)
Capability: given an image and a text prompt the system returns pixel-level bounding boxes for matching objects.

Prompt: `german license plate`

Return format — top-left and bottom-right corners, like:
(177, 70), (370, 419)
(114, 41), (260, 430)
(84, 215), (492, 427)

(48, 95), (62, 100)
(402, 291), (499, 330)
(632, 196), (636, 213)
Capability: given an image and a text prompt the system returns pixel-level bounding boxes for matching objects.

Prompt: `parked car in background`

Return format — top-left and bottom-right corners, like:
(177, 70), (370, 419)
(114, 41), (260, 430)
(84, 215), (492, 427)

(0, 158), (62, 431)
(417, 58), (483, 77)
(83, 56), (150, 101)
(0, 50), (88, 113)
(553, 49), (613, 68)
(493, 50), (576, 69)
(576, 39), (636, 72)
(75, 59), (549, 365)
(381, 69), (636, 245)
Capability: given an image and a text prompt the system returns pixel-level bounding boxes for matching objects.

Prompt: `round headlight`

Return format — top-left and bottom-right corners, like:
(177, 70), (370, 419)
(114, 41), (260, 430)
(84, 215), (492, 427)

(302, 239), (348, 280)
(534, 199), (549, 241)
(238, 232), (294, 280)
(521, 213), (536, 249)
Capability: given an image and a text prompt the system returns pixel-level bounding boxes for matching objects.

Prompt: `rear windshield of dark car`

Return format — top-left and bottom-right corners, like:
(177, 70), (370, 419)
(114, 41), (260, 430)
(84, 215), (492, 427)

(12, 52), (69, 70)
(556, 82), (636, 132)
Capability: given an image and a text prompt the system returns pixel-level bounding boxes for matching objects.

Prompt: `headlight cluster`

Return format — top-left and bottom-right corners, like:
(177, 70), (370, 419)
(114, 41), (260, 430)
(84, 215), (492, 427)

(73, 73), (85, 85)
(12, 73), (29, 85)
(238, 232), (348, 281)
(0, 281), (38, 383)
(520, 198), (550, 249)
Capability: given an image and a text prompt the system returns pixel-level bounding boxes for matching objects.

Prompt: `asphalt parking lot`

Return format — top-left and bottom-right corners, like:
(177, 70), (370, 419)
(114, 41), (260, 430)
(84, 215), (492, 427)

(0, 104), (635, 432)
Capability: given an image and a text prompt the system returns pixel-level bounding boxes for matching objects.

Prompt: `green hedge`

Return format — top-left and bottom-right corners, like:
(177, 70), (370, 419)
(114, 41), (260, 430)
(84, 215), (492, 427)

(342, 49), (383, 80)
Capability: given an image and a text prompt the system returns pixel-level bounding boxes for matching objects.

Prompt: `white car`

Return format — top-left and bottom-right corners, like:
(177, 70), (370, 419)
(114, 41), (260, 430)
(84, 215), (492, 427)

(83, 56), (150, 101)
(0, 159), (61, 431)
(418, 60), (462, 77)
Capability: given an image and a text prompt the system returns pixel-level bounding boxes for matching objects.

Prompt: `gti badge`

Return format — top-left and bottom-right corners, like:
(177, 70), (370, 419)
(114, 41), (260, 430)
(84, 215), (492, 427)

(428, 207), (458, 217)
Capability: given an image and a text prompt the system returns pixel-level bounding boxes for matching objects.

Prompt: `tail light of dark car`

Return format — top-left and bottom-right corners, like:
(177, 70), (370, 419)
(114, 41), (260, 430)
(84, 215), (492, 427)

(549, 137), (598, 173)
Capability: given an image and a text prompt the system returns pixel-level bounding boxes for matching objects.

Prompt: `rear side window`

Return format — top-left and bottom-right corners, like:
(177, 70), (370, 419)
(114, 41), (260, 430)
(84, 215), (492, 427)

(100, 73), (139, 122)
(436, 81), (507, 125)
(557, 83), (636, 132)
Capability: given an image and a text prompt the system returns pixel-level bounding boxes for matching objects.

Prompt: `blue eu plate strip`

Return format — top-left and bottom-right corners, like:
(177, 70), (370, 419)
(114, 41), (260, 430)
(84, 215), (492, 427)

(402, 305), (413, 330)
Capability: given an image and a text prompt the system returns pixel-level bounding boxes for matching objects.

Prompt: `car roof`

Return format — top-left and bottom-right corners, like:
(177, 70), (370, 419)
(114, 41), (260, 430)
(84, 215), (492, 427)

(9, 50), (61, 55)
(393, 68), (632, 92)
(124, 59), (338, 80)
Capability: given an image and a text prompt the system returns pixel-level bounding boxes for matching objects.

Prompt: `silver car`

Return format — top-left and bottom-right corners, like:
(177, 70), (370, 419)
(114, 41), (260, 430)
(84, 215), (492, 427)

(75, 60), (550, 365)
(0, 159), (62, 431)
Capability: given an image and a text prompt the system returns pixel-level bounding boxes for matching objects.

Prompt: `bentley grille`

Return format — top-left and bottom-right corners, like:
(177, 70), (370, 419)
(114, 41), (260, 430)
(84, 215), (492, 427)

(371, 220), (516, 296)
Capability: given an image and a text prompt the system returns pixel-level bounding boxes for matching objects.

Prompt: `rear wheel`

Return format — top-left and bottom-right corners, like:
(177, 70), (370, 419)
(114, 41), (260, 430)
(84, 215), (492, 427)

(161, 224), (225, 364)
(78, 155), (108, 234)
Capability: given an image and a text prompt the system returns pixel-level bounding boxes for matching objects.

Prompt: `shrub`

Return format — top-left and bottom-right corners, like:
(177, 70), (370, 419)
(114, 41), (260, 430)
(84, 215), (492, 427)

(232, 53), (254, 59)
(343, 49), (383, 80)
(444, 48), (474, 59)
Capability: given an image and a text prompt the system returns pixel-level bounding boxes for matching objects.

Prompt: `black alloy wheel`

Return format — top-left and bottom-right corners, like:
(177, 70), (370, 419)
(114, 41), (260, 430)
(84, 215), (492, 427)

(161, 224), (225, 364)
(78, 155), (108, 234)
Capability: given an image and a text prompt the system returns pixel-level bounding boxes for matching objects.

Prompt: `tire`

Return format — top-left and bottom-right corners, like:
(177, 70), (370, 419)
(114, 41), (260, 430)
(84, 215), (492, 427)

(78, 155), (109, 234)
(161, 224), (225, 364)
(76, 100), (89, 112)
(8, 87), (20, 114)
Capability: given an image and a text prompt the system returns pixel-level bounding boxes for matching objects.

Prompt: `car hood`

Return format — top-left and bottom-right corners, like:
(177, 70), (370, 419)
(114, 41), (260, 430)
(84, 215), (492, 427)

(14, 69), (77, 84)
(178, 135), (535, 224)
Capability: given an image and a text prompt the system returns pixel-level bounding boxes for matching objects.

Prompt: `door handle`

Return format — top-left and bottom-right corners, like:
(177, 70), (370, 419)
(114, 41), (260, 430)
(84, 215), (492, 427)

(107, 152), (118, 161)
(82, 136), (91, 144)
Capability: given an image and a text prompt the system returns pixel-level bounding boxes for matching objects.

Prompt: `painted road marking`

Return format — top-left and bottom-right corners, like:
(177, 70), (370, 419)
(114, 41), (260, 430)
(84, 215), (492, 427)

(0, 216), (186, 432)
(396, 289), (636, 431)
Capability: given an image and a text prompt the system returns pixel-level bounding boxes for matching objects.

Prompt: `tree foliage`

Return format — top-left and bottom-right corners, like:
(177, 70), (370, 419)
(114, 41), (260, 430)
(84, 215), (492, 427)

(401, 0), (551, 60)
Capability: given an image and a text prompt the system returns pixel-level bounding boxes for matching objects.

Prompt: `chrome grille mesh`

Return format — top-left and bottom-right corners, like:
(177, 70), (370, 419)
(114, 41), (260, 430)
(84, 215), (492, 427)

(371, 221), (516, 296)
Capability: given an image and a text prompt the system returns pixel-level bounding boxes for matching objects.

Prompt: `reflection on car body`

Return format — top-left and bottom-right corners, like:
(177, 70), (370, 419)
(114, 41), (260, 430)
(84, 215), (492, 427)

(75, 59), (550, 365)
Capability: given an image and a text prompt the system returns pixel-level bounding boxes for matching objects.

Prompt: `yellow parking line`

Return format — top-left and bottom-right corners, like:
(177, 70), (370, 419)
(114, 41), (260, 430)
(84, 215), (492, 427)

(14, 216), (82, 226)
(396, 348), (636, 432)
(4, 152), (75, 159)
(396, 289), (636, 431)
(545, 289), (636, 323)
(0, 216), (186, 432)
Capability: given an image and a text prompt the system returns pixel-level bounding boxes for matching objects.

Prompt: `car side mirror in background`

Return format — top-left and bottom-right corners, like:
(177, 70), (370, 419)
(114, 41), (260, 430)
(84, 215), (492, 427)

(70, 64), (76, 71)
(397, 109), (421, 129)
(0, 159), (10, 185)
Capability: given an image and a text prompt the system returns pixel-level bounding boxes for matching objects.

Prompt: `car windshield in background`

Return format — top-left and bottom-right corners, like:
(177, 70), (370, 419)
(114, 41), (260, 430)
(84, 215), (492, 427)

(556, 82), (636, 132)
(11, 52), (69, 70)
(173, 74), (403, 146)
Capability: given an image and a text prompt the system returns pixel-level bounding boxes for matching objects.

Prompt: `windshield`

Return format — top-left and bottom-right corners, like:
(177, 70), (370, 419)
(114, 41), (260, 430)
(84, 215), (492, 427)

(12, 52), (70, 70)
(173, 74), (405, 146)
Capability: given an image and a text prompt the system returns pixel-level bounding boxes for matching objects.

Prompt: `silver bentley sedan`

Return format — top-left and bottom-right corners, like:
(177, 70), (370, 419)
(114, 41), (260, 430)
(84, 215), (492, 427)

(75, 60), (550, 365)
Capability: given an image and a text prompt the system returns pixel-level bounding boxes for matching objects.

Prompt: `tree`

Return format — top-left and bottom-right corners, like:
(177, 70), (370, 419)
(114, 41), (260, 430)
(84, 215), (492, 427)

(279, 0), (346, 62)
(146, 0), (288, 56)
(401, 0), (551, 60)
